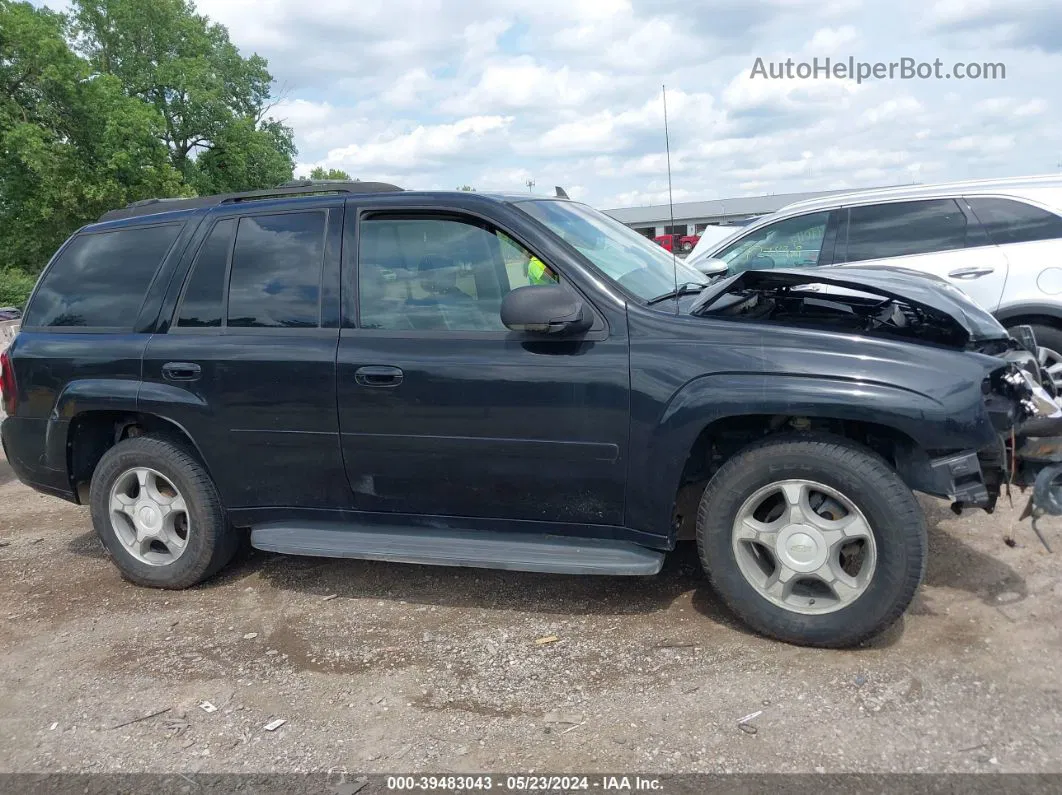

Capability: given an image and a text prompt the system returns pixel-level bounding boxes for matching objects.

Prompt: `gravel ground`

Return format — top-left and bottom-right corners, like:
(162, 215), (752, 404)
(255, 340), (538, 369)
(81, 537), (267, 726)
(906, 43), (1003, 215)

(1, 444), (1060, 776)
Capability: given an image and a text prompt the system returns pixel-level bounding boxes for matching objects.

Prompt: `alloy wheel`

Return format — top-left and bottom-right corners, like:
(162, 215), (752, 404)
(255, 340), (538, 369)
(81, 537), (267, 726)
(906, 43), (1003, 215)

(108, 467), (190, 566)
(731, 479), (877, 615)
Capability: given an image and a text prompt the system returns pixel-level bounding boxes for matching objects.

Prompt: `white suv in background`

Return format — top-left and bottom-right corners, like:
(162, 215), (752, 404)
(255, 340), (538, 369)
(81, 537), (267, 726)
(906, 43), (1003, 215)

(688, 175), (1062, 382)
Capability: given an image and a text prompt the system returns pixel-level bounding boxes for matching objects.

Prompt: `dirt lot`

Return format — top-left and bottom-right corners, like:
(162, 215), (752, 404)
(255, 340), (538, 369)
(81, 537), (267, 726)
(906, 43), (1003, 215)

(1, 444), (1060, 776)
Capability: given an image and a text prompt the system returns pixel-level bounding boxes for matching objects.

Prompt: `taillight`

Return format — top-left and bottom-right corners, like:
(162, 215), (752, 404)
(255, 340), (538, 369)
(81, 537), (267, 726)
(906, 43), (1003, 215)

(0, 350), (15, 416)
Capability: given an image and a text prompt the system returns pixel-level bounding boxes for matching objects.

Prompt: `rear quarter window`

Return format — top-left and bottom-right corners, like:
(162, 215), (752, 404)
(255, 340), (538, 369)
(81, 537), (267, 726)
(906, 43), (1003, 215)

(23, 224), (182, 329)
(966, 197), (1062, 245)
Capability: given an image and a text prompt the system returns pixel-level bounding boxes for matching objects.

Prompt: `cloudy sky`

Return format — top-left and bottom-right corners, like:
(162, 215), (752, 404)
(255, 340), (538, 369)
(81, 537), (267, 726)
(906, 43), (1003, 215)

(32, 0), (1062, 208)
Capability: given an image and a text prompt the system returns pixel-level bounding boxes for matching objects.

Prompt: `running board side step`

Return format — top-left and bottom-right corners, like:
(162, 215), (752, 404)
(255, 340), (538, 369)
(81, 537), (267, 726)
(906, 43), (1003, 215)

(250, 523), (664, 576)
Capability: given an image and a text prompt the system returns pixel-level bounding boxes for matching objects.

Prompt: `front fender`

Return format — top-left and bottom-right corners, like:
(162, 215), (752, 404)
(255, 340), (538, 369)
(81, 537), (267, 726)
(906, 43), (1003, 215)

(627, 372), (998, 540)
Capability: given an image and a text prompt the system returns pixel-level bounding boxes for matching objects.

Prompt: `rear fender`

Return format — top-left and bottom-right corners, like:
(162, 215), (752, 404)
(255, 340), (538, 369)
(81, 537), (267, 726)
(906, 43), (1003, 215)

(46, 378), (141, 470)
(47, 378), (208, 473)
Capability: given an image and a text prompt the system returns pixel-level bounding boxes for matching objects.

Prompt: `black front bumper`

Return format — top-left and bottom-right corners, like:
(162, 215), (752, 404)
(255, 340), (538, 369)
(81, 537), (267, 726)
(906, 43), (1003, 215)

(928, 450), (990, 506)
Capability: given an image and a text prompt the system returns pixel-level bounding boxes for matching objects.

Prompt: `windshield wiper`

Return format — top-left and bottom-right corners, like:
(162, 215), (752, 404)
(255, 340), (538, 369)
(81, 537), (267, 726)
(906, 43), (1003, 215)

(646, 282), (709, 305)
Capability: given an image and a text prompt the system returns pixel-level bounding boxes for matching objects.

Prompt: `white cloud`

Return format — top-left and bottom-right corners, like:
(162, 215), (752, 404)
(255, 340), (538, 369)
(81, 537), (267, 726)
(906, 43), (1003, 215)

(946, 135), (1016, 155)
(26, 0), (1062, 204)
(381, 69), (434, 109)
(806, 25), (860, 51)
(859, 97), (924, 125)
(441, 59), (622, 115)
(314, 116), (514, 173)
(925, 0), (1062, 52)
(722, 67), (862, 116)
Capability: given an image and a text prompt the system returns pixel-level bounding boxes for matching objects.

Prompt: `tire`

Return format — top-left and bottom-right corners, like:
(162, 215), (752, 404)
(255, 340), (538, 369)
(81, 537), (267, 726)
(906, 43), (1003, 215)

(89, 434), (237, 589)
(680, 241), (694, 252)
(696, 433), (926, 648)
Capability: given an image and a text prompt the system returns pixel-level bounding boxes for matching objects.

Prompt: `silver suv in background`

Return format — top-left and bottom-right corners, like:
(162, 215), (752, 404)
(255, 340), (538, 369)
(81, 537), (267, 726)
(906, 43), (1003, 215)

(688, 175), (1062, 383)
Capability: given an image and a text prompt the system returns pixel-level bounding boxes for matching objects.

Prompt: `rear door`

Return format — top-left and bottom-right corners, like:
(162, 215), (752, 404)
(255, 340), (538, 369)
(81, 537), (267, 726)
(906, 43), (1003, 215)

(141, 199), (349, 512)
(335, 198), (631, 527)
(837, 199), (1010, 310)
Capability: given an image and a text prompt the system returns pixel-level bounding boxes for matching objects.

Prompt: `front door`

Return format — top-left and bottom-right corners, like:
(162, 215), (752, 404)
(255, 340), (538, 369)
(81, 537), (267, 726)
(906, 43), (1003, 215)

(336, 203), (630, 526)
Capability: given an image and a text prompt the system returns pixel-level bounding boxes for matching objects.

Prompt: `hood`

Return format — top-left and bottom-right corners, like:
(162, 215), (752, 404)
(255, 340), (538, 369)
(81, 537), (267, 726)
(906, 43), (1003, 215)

(689, 265), (1009, 348)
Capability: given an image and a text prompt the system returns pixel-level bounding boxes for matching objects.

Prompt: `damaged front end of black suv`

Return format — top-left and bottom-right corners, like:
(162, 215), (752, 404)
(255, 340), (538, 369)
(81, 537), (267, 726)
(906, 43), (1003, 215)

(690, 266), (1062, 548)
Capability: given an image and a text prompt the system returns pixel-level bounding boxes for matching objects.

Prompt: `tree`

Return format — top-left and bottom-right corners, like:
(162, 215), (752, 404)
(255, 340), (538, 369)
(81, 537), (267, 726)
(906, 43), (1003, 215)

(192, 117), (297, 195)
(457, 185), (476, 191)
(307, 166), (352, 181)
(0, 0), (183, 275)
(72, 0), (295, 189)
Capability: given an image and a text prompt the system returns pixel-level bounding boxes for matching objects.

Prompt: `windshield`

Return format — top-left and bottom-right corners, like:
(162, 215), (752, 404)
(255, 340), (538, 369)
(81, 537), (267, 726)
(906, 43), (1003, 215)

(516, 200), (706, 301)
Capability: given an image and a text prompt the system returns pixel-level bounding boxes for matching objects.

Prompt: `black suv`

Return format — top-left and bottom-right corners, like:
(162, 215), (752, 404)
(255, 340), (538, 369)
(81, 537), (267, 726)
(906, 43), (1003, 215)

(3, 181), (1060, 648)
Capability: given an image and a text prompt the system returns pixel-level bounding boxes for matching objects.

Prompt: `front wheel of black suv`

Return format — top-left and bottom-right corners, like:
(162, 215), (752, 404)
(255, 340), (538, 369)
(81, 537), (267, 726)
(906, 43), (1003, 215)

(89, 435), (237, 589)
(696, 433), (927, 648)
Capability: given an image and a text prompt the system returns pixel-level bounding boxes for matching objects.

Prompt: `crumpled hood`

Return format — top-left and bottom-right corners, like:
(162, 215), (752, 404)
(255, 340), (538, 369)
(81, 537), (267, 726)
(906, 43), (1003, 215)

(690, 265), (1009, 346)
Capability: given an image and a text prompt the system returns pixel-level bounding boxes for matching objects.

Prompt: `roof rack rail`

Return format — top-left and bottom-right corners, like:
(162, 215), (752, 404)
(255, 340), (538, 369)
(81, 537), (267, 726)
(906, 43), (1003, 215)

(97, 180), (404, 222)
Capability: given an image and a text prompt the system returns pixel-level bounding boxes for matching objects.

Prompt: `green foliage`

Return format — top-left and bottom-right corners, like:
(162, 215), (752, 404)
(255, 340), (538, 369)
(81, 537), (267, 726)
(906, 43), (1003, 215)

(191, 117), (297, 194)
(457, 185), (476, 191)
(0, 269), (36, 308)
(0, 0), (185, 275)
(72, 0), (293, 184)
(0, 0), (296, 279)
(307, 166), (353, 181)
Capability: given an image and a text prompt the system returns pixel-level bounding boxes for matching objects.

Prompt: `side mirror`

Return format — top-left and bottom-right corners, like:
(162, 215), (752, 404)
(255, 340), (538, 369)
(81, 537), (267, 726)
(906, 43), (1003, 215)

(501, 285), (594, 336)
(691, 257), (729, 277)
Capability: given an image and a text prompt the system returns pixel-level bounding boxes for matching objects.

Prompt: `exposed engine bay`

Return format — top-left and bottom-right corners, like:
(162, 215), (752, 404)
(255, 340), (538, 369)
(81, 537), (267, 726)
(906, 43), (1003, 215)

(696, 282), (972, 347)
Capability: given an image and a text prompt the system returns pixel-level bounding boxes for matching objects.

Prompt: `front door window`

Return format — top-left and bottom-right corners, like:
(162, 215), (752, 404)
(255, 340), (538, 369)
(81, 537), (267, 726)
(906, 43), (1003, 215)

(358, 216), (557, 331)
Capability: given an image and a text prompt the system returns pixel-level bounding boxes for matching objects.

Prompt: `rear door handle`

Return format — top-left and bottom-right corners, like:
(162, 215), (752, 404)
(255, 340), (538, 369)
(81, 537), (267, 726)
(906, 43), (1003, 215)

(354, 365), (404, 388)
(948, 267), (995, 279)
(161, 362), (201, 382)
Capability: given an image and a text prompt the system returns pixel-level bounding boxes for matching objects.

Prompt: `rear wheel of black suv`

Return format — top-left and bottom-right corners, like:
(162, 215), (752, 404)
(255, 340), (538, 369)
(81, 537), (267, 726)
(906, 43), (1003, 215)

(696, 433), (926, 648)
(89, 435), (237, 589)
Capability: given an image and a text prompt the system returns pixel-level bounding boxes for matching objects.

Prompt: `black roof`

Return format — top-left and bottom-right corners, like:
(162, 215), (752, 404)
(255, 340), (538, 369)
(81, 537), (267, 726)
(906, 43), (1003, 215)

(98, 180), (404, 222)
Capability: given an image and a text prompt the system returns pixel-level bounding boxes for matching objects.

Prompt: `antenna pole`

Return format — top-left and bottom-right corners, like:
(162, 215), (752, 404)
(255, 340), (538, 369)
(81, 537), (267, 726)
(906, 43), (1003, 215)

(662, 84), (679, 314)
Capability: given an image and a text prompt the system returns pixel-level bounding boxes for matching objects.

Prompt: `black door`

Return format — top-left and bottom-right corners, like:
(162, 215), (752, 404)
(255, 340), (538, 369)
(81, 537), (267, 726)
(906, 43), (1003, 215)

(336, 201), (630, 527)
(141, 199), (350, 512)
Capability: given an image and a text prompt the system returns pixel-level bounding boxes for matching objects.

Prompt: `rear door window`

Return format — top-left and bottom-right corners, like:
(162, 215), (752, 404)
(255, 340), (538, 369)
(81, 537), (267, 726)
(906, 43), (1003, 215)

(176, 219), (235, 328)
(965, 197), (1062, 245)
(24, 224), (181, 328)
(844, 199), (977, 263)
(226, 211), (326, 328)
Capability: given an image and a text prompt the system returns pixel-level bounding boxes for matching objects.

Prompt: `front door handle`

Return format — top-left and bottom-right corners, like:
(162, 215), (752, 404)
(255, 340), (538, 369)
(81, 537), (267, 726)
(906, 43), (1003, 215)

(162, 362), (201, 382)
(354, 365), (404, 388)
(948, 267), (995, 280)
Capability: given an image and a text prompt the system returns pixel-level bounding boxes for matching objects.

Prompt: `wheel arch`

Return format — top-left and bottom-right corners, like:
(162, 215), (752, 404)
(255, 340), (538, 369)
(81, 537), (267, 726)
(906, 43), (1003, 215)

(995, 303), (1062, 329)
(65, 410), (210, 504)
(669, 415), (924, 541)
(633, 372), (992, 543)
